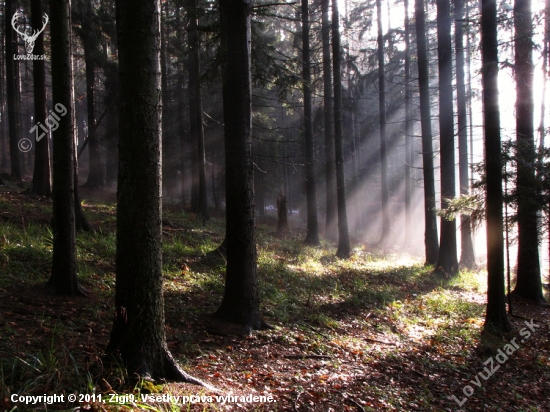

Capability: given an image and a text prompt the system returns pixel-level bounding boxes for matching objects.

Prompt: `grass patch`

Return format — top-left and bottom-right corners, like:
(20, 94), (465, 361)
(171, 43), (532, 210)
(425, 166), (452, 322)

(0, 187), (548, 411)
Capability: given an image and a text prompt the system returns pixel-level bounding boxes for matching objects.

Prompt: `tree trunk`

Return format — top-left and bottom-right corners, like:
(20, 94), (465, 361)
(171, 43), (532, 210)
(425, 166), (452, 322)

(0, 36), (7, 170)
(79, 0), (104, 189)
(30, 0), (52, 196)
(107, 0), (212, 386)
(540, 0), (550, 150)
(414, 0), (439, 265)
(213, 0), (267, 331)
(404, 0), (412, 241)
(321, 0), (337, 242)
(14, 38), (25, 176)
(73, 46), (92, 232)
(83, 36), (104, 188)
(102, 62), (120, 187)
(455, 0), (475, 269)
(481, 0), (511, 332)
(47, 0), (85, 296)
(5, 0), (22, 182)
(0, 34), (10, 169)
(188, 0), (209, 222)
(512, 0), (546, 303)
(376, 0), (390, 247)
(302, 0), (319, 245)
(466, 1), (475, 178)
(332, 0), (351, 258)
(277, 191), (289, 236)
(435, 0), (458, 276)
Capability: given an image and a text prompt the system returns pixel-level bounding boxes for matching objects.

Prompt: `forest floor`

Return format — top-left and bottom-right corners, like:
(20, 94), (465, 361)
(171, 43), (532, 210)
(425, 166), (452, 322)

(0, 182), (549, 411)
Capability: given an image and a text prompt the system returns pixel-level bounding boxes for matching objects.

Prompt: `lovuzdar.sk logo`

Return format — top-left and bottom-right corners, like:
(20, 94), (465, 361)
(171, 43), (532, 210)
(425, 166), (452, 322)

(11, 12), (48, 61)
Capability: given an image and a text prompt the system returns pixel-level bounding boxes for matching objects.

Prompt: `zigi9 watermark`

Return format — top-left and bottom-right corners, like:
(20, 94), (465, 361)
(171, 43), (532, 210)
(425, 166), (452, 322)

(18, 103), (67, 153)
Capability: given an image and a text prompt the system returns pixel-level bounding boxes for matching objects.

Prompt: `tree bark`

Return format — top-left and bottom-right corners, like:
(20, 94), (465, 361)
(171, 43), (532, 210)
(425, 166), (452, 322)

(277, 191), (289, 236)
(435, 0), (458, 276)
(404, 0), (412, 241)
(0, 36), (7, 170)
(5, 0), (22, 182)
(47, 0), (84, 296)
(301, 0), (319, 245)
(188, 0), (209, 222)
(512, 0), (546, 303)
(481, 0), (511, 332)
(376, 0), (390, 246)
(455, 0), (475, 269)
(414, 0), (439, 265)
(107, 0), (212, 386)
(30, 0), (51, 196)
(331, 0), (351, 258)
(321, 0), (337, 242)
(213, 0), (267, 330)
(82, 2), (105, 190)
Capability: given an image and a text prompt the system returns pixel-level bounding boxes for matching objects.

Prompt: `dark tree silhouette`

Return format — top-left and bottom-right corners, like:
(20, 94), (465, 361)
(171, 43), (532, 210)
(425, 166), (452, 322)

(455, 0), (475, 269)
(47, 0), (84, 295)
(301, 0), (319, 245)
(331, 0), (351, 258)
(404, 0), (412, 240)
(188, 0), (209, 222)
(435, 0), (458, 276)
(213, 0), (268, 330)
(376, 0), (389, 246)
(30, 0), (51, 196)
(414, 0), (439, 265)
(277, 190), (289, 236)
(321, 0), (337, 241)
(80, 0), (105, 189)
(481, 0), (510, 332)
(106, 0), (212, 385)
(512, 0), (546, 304)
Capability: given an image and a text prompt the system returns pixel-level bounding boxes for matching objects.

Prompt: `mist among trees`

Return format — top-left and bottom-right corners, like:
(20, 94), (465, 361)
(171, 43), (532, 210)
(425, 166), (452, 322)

(0, 0), (549, 409)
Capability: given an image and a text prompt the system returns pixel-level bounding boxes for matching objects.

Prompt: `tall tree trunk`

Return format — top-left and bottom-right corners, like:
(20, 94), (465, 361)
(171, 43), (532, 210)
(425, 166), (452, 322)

(321, 0), (337, 241)
(14, 40), (25, 176)
(302, 0), (319, 245)
(30, 0), (51, 196)
(71, 50), (92, 232)
(466, 0), (474, 188)
(48, 0), (84, 295)
(404, 0), (412, 241)
(213, 0), (267, 330)
(102, 62), (120, 187)
(542, 0), (550, 285)
(161, 1), (169, 198)
(435, 0), (458, 276)
(107, 0), (211, 385)
(414, 0), (439, 265)
(481, 0), (510, 332)
(188, 0), (209, 222)
(83, 50), (104, 189)
(539, 0), (550, 149)
(332, 0), (351, 258)
(81, 0), (104, 189)
(512, 0), (545, 303)
(0, 35), (6, 170)
(455, 0), (475, 269)
(376, 0), (390, 246)
(5, 0), (22, 182)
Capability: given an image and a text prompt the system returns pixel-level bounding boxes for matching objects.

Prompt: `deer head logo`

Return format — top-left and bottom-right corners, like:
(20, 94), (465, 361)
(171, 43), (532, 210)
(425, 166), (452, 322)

(11, 12), (49, 55)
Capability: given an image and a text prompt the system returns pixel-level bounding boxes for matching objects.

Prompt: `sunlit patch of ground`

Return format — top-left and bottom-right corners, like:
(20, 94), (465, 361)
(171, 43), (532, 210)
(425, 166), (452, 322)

(1, 188), (549, 411)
